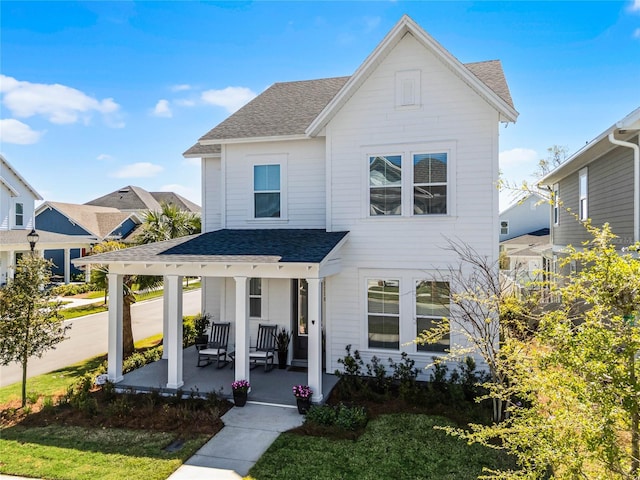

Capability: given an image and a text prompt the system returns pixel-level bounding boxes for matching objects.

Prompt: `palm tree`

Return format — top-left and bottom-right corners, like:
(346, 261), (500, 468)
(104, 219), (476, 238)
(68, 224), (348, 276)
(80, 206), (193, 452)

(89, 241), (162, 357)
(137, 202), (201, 244)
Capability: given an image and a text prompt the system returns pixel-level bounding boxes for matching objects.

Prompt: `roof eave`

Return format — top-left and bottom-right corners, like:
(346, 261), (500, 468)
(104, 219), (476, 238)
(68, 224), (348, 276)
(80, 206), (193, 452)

(200, 134), (309, 146)
(0, 154), (43, 200)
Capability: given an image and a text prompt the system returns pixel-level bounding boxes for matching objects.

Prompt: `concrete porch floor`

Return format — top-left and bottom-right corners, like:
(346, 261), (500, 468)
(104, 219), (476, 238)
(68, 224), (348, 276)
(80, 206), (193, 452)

(116, 346), (339, 406)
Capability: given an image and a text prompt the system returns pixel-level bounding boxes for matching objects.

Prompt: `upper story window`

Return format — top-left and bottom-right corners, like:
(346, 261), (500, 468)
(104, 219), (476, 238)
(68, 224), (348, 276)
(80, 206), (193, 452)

(254, 164), (280, 218)
(553, 184), (559, 225)
(578, 168), (588, 221)
(416, 280), (450, 353)
(369, 155), (402, 216)
(500, 220), (509, 235)
(15, 202), (24, 227)
(413, 153), (447, 215)
(249, 278), (262, 318)
(367, 279), (400, 350)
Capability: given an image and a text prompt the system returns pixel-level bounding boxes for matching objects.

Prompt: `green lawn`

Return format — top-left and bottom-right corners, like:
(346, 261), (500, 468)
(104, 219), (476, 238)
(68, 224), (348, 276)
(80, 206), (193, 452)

(0, 425), (208, 480)
(249, 413), (515, 480)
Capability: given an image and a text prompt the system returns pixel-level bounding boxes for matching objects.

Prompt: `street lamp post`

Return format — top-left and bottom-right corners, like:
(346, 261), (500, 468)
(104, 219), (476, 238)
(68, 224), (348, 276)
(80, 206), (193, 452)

(26, 228), (39, 253)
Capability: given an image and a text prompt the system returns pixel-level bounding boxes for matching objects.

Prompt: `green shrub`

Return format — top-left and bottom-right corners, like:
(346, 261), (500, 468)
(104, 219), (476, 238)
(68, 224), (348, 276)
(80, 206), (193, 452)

(51, 283), (94, 297)
(335, 403), (368, 430)
(182, 315), (197, 347)
(305, 405), (337, 426)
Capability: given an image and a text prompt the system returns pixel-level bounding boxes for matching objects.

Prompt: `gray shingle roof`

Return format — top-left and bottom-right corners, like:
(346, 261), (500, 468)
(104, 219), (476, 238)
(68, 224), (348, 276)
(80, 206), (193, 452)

(187, 60), (513, 152)
(85, 185), (162, 211)
(77, 229), (349, 264)
(41, 202), (132, 239)
(197, 77), (350, 143)
(150, 192), (201, 213)
(0, 229), (93, 247)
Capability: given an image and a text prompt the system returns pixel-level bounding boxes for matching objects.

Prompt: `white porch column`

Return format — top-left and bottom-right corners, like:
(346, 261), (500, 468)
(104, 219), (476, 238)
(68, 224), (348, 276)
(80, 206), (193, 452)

(63, 249), (71, 284)
(307, 277), (323, 403)
(7, 250), (15, 281)
(162, 278), (169, 359)
(165, 275), (184, 389)
(107, 273), (123, 383)
(234, 276), (250, 385)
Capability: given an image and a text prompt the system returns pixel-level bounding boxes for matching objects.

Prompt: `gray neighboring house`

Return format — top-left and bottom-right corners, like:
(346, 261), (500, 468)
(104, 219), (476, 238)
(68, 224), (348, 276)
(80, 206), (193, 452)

(539, 107), (640, 259)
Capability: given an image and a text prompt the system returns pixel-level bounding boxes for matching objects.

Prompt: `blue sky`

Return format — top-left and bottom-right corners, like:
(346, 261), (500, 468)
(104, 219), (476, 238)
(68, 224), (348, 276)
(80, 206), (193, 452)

(1, 1), (639, 210)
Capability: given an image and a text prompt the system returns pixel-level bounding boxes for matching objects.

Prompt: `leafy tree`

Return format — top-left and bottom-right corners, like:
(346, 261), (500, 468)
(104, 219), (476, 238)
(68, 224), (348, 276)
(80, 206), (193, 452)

(89, 241), (162, 357)
(0, 254), (69, 407)
(417, 238), (533, 422)
(137, 201), (200, 244)
(441, 223), (640, 479)
(534, 144), (568, 179)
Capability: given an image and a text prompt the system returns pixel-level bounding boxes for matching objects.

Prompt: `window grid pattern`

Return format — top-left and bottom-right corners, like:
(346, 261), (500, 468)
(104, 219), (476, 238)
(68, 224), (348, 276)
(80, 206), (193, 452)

(254, 165), (280, 218)
(415, 280), (450, 352)
(367, 279), (400, 349)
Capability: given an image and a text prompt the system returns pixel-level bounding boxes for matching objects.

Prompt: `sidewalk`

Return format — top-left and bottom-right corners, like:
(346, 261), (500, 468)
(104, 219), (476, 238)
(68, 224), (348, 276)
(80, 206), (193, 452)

(167, 402), (304, 479)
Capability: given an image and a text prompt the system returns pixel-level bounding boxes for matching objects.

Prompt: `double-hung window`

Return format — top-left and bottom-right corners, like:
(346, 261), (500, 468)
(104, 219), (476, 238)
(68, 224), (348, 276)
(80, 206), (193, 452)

(413, 153), (447, 215)
(249, 278), (262, 318)
(254, 164), (280, 218)
(578, 168), (588, 221)
(415, 280), (450, 352)
(367, 279), (400, 349)
(369, 155), (402, 216)
(15, 202), (24, 227)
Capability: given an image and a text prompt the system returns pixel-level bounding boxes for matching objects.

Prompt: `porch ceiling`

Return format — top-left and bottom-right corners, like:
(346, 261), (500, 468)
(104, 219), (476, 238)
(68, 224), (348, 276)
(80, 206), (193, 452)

(73, 228), (349, 279)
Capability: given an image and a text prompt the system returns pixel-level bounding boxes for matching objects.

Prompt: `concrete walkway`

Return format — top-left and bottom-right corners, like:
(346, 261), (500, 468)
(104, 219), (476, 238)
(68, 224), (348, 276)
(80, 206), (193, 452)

(167, 402), (304, 479)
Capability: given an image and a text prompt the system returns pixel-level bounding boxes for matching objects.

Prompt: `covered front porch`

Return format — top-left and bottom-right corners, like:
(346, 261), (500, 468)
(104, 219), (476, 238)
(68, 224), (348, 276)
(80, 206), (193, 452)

(116, 346), (340, 406)
(75, 229), (348, 404)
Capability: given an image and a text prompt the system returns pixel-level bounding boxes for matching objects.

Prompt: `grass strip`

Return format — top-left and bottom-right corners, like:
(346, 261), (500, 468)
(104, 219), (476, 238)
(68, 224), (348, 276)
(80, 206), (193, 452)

(249, 413), (515, 480)
(0, 425), (208, 480)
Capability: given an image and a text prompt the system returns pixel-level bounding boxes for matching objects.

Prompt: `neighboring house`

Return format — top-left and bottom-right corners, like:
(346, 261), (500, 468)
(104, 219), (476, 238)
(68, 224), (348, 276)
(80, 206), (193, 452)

(500, 228), (550, 295)
(1, 155), (88, 285)
(76, 15), (518, 401)
(35, 202), (141, 280)
(499, 192), (550, 242)
(539, 107), (640, 264)
(85, 185), (201, 216)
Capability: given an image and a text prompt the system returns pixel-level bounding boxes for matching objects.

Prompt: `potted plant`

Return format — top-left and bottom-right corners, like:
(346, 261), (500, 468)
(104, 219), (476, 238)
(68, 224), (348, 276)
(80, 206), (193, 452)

(292, 384), (312, 414)
(274, 327), (291, 369)
(231, 379), (250, 407)
(194, 313), (211, 349)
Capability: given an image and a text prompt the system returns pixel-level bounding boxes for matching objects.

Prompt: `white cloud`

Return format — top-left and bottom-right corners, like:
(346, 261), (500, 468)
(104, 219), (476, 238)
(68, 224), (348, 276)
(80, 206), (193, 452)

(201, 86), (257, 113)
(97, 153), (113, 161)
(174, 98), (196, 107)
(363, 16), (381, 33)
(111, 162), (164, 178)
(152, 99), (172, 118)
(0, 75), (123, 127)
(0, 118), (44, 144)
(634, 28), (640, 39)
(630, 0), (640, 11)
(171, 84), (192, 92)
(499, 148), (538, 170)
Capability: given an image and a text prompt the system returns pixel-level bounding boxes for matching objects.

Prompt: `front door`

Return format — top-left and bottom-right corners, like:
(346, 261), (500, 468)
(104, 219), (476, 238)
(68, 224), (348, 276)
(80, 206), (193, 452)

(292, 279), (308, 361)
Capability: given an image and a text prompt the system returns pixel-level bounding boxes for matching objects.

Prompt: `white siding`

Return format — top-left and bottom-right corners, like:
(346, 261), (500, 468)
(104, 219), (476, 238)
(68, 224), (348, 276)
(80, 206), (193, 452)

(325, 32), (500, 373)
(223, 139), (326, 229)
(202, 157), (222, 232)
(499, 195), (550, 242)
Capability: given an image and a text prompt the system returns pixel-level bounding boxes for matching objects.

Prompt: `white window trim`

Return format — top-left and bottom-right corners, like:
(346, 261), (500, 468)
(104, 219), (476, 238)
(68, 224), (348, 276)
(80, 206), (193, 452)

(13, 201), (25, 229)
(247, 154), (288, 221)
(362, 142), (456, 219)
(249, 278), (262, 319)
(578, 168), (588, 221)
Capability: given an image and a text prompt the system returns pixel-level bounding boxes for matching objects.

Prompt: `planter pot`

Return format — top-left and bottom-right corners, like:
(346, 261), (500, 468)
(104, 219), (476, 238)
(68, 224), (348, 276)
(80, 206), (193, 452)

(296, 397), (311, 414)
(277, 350), (288, 369)
(233, 391), (248, 407)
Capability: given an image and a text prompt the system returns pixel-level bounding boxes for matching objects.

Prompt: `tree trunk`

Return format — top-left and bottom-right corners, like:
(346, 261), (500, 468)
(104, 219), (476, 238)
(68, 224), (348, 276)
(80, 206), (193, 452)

(122, 294), (135, 357)
(631, 344), (639, 477)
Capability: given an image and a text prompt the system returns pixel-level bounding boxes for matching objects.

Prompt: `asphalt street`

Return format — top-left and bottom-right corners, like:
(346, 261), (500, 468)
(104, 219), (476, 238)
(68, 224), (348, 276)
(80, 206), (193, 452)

(0, 289), (202, 387)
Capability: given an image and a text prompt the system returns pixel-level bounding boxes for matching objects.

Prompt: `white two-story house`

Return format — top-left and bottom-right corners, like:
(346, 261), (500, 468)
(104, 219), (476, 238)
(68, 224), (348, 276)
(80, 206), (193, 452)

(78, 15), (517, 402)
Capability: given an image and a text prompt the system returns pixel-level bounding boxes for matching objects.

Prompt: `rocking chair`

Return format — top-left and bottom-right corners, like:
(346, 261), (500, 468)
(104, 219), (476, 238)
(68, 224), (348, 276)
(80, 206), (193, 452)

(197, 322), (230, 368)
(249, 323), (277, 372)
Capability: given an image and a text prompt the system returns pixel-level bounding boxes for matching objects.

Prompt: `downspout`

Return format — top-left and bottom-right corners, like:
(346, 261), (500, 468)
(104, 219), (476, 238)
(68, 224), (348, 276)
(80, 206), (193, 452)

(608, 133), (640, 243)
